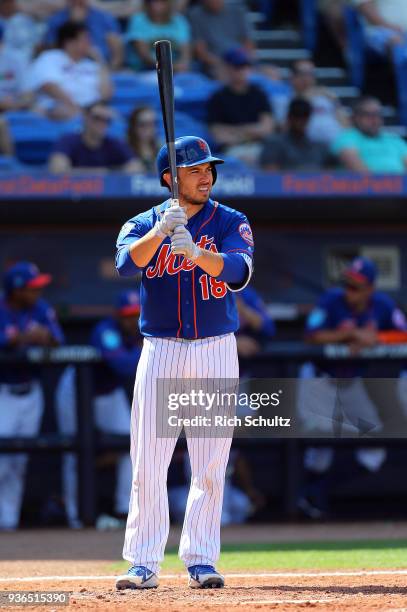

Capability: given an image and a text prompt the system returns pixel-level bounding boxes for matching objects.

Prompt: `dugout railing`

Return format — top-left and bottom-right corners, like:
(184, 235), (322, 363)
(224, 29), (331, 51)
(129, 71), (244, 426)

(0, 343), (406, 525)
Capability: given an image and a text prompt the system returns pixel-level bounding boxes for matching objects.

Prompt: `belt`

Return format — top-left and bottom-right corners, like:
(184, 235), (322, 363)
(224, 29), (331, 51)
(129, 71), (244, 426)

(2, 382), (34, 396)
(161, 333), (232, 343)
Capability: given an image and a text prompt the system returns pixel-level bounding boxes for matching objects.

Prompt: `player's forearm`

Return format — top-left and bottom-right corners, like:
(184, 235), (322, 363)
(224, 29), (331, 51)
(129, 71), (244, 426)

(193, 249), (224, 277)
(195, 251), (249, 286)
(129, 229), (165, 268)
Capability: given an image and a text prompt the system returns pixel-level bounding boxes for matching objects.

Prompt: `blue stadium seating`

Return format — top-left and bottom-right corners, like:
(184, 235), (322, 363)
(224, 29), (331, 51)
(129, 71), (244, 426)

(249, 73), (292, 122)
(173, 72), (220, 122)
(111, 72), (161, 117)
(300, 0), (318, 52)
(256, 0), (318, 51)
(7, 112), (127, 166)
(256, 0), (274, 22)
(0, 156), (21, 171)
(6, 113), (81, 165)
(344, 6), (367, 89)
(392, 44), (407, 126)
(156, 110), (213, 147)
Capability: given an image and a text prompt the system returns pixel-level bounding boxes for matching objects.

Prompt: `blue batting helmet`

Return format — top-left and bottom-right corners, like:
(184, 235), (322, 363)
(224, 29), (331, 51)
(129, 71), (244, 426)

(157, 136), (224, 188)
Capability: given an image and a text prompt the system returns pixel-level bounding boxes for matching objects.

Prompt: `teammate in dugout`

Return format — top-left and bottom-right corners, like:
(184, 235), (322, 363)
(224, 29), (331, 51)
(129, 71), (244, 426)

(297, 256), (407, 517)
(114, 135), (254, 590)
(55, 290), (142, 529)
(0, 262), (64, 531)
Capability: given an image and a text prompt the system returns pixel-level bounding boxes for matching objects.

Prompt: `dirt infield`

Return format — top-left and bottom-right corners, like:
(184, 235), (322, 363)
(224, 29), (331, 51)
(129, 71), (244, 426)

(1, 524), (407, 611)
(2, 572), (407, 611)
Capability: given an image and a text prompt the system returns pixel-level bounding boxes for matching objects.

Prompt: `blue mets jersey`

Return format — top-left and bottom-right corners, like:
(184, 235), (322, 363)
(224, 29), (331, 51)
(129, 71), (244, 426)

(306, 288), (407, 333)
(116, 198), (254, 339)
(237, 286), (275, 339)
(0, 297), (65, 383)
(91, 318), (142, 394)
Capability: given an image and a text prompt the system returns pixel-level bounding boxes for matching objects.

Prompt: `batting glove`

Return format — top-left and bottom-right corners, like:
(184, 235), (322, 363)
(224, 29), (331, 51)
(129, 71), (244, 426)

(170, 225), (201, 260)
(153, 202), (187, 238)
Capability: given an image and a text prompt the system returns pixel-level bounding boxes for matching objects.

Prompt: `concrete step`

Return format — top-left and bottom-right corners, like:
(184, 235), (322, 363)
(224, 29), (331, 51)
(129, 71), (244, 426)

(255, 48), (311, 64)
(315, 67), (349, 87)
(331, 86), (360, 105)
(248, 11), (265, 25)
(253, 29), (301, 42)
(253, 29), (302, 48)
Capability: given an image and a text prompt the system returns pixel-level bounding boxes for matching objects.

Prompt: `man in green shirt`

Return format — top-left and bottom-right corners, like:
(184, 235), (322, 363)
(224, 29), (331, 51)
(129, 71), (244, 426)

(331, 96), (407, 173)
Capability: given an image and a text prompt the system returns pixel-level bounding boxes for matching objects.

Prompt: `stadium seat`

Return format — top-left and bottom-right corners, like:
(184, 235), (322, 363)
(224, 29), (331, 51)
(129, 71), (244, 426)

(173, 72), (220, 122)
(392, 44), (407, 126)
(249, 73), (292, 123)
(6, 112), (127, 166)
(156, 111), (213, 147)
(0, 155), (21, 171)
(299, 0), (318, 52)
(344, 6), (367, 89)
(111, 71), (160, 117)
(6, 113), (81, 165)
(256, 0), (275, 22)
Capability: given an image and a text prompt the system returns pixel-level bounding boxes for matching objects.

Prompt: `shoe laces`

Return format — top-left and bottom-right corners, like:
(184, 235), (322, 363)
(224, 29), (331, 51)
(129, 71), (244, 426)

(128, 566), (150, 577)
(191, 564), (216, 574)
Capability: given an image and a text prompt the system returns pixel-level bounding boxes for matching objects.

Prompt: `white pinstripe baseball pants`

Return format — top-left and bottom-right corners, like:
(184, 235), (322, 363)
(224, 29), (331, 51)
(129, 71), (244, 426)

(123, 333), (238, 574)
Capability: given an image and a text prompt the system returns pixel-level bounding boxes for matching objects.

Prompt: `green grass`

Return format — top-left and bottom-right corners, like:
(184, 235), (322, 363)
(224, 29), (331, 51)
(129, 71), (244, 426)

(110, 539), (407, 573)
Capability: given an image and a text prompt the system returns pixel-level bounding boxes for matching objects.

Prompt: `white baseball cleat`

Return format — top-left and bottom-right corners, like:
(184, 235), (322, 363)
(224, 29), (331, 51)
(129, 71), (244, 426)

(188, 564), (225, 589)
(116, 565), (158, 589)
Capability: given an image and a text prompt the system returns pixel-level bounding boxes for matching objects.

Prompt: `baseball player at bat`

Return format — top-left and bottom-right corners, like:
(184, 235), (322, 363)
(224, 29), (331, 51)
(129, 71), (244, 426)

(115, 135), (254, 590)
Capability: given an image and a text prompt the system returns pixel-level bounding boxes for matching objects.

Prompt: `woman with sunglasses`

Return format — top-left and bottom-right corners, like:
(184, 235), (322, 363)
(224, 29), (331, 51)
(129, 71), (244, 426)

(127, 106), (161, 173)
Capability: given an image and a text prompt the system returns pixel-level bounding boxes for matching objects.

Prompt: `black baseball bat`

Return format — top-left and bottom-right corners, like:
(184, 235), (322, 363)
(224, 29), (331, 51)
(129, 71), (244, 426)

(155, 39), (179, 203)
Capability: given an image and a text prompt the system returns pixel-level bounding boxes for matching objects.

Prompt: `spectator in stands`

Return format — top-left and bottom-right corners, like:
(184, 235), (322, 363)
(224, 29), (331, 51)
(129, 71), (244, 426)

(207, 47), (273, 166)
(188, 0), (254, 78)
(18, 1), (66, 19)
(0, 0), (46, 66)
(56, 290), (142, 529)
(44, 0), (123, 69)
(91, 0), (141, 21)
(318, 0), (348, 50)
(0, 24), (34, 111)
(29, 21), (113, 121)
(332, 96), (407, 172)
(126, 0), (191, 72)
(236, 286), (275, 359)
(48, 100), (142, 173)
(297, 256), (407, 517)
(0, 262), (64, 530)
(127, 106), (161, 173)
(260, 98), (335, 171)
(353, 0), (407, 53)
(289, 59), (347, 145)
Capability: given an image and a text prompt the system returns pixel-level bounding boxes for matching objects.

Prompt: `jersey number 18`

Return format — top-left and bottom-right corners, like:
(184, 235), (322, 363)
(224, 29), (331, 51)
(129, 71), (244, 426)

(199, 274), (227, 300)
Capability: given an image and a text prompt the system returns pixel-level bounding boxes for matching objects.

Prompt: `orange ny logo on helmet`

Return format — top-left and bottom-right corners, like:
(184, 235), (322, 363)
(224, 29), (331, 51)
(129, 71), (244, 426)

(198, 139), (208, 153)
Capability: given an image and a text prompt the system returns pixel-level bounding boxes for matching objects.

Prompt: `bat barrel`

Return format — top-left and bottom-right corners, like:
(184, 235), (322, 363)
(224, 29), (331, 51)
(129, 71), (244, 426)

(155, 40), (179, 201)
